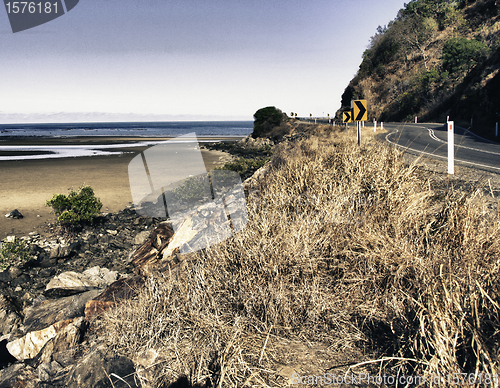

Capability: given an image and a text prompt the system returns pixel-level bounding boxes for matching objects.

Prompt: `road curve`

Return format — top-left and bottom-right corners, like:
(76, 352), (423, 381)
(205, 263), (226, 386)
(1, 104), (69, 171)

(375, 122), (500, 173)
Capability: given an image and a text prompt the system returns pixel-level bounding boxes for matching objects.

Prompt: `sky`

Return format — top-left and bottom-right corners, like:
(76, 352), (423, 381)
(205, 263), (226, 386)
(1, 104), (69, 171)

(0, 0), (408, 122)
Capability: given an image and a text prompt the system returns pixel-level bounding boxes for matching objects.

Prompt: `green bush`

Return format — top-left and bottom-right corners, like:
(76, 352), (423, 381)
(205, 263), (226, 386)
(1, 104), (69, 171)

(442, 37), (490, 74)
(252, 106), (284, 139)
(170, 175), (211, 203)
(0, 238), (33, 271)
(216, 157), (270, 176)
(46, 185), (102, 226)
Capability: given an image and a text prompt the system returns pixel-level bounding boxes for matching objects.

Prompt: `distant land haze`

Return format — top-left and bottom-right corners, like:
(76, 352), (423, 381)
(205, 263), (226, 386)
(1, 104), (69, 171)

(0, 112), (253, 124)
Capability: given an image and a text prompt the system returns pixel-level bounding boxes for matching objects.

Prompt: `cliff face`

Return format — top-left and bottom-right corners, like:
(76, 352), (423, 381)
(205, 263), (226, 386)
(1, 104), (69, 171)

(338, 0), (500, 136)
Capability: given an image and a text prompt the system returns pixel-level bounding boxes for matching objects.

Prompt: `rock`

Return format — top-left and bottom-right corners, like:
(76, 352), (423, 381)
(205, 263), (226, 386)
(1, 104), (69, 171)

(4, 209), (23, 219)
(0, 363), (38, 388)
(237, 135), (274, 149)
(84, 275), (145, 321)
(131, 223), (174, 275)
(0, 295), (22, 336)
(11, 274), (31, 288)
(22, 289), (101, 334)
(48, 241), (80, 260)
(7, 318), (75, 361)
(65, 347), (139, 388)
(28, 317), (86, 368)
(44, 267), (118, 297)
(133, 230), (150, 246)
(37, 360), (63, 382)
(134, 349), (161, 388)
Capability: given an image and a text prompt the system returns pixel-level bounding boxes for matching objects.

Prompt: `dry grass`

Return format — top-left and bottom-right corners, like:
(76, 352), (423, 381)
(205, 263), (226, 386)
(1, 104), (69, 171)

(97, 125), (500, 387)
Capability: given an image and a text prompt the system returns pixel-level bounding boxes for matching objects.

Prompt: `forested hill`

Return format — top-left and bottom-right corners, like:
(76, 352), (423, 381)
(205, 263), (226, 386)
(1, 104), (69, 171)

(338, 0), (500, 136)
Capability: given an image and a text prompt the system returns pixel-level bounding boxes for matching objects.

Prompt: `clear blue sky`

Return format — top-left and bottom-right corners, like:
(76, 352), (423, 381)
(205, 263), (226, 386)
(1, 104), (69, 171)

(0, 0), (407, 122)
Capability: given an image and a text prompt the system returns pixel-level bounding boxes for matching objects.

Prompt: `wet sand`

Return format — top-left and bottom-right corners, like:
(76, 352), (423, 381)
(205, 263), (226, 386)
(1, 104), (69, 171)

(0, 136), (239, 239)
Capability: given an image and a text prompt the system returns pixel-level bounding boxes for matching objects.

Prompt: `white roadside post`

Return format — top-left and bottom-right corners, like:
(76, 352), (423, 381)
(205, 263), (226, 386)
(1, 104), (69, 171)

(496, 122), (498, 137)
(357, 121), (361, 146)
(373, 120), (377, 132)
(381, 122), (384, 130)
(448, 121), (454, 175)
(415, 116), (418, 123)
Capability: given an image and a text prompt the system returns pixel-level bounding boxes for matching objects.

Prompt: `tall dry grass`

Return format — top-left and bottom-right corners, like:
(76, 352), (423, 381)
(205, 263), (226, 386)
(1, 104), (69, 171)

(98, 125), (500, 387)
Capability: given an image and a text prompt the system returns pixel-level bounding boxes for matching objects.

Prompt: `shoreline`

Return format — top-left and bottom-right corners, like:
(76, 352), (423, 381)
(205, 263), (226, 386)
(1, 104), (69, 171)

(0, 136), (241, 239)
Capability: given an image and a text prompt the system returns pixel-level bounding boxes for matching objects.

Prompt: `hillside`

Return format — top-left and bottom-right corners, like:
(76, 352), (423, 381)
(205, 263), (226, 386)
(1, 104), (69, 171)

(338, 0), (500, 137)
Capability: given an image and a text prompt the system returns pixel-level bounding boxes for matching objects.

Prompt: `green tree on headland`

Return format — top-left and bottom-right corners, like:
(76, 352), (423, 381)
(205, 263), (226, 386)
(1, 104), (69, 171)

(252, 106), (285, 138)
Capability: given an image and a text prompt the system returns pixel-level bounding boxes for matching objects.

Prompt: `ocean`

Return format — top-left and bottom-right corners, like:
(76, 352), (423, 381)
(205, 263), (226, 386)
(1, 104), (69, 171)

(0, 121), (253, 161)
(0, 121), (253, 138)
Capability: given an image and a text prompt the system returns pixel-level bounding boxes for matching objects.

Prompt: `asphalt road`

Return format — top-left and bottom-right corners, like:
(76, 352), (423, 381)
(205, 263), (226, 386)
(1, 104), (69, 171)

(374, 122), (500, 173)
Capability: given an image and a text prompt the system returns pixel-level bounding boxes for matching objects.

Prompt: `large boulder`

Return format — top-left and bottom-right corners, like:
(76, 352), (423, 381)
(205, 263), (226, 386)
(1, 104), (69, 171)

(21, 289), (101, 334)
(6, 318), (75, 361)
(44, 267), (118, 297)
(65, 346), (139, 388)
(28, 317), (86, 368)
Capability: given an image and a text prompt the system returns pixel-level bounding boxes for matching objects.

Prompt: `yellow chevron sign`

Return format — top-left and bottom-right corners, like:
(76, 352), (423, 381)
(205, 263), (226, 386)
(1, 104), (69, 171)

(352, 100), (367, 121)
(343, 111), (352, 123)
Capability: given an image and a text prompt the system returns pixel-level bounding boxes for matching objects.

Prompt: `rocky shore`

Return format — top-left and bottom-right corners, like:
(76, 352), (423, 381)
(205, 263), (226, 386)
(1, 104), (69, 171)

(0, 134), (278, 388)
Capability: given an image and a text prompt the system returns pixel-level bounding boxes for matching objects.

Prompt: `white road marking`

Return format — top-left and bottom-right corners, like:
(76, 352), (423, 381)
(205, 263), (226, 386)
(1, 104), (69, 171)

(385, 129), (500, 172)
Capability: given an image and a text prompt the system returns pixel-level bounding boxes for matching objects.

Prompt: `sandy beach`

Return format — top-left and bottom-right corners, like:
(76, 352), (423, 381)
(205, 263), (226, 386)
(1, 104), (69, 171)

(0, 136), (239, 239)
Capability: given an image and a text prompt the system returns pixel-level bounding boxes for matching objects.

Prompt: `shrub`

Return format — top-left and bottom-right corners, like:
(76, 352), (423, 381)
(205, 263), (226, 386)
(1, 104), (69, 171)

(0, 238), (33, 271)
(442, 37), (490, 74)
(252, 106), (285, 138)
(169, 175), (211, 203)
(46, 185), (102, 226)
(215, 156), (270, 177)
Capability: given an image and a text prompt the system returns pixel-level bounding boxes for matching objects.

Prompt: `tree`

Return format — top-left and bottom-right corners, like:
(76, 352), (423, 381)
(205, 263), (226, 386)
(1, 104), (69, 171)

(398, 15), (438, 70)
(252, 106), (285, 138)
(442, 37), (490, 74)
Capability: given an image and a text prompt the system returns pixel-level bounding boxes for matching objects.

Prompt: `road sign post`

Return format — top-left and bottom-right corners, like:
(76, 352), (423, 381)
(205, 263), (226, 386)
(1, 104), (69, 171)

(350, 100), (367, 146)
(448, 121), (454, 175)
(357, 121), (361, 146)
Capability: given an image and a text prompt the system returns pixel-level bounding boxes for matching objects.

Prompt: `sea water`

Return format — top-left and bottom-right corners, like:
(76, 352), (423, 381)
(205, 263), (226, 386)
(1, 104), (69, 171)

(0, 121), (253, 138)
(0, 121), (253, 161)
